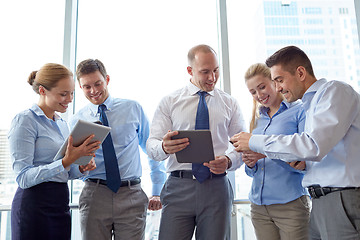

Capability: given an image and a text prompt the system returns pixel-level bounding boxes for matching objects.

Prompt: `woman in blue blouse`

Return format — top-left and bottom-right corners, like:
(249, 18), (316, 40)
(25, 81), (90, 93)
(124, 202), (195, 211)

(242, 63), (310, 240)
(8, 63), (100, 240)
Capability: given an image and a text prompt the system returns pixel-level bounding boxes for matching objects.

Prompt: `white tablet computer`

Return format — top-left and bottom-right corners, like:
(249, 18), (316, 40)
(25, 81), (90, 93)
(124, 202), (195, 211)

(171, 130), (215, 163)
(53, 119), (111, 165)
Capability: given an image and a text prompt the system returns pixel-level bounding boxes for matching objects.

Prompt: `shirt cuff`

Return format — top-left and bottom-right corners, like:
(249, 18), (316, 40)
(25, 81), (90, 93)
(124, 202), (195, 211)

(54, 159), (66, 172)
(152, 183), (164, 196)
(68, 164), (85, 179)
(40, 160), (67, 183)
(156, 142), (170, 161)
(226, 150), (242, 171)
(245, 164), (257, 176)
(249, 135), (268, 155)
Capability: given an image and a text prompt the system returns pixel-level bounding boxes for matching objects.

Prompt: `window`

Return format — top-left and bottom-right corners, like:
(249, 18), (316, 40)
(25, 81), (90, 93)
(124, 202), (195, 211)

(74, 0), (219, 202)
(1, 0), (359, 239)
(0, 0), (65, 206)
(0, 1), (65, 237)
(226, 0), (360, 200)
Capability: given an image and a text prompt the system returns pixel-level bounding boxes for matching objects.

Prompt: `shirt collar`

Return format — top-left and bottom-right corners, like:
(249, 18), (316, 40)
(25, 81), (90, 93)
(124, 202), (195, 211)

(302, 79), (326, 99)
(88, 95), (114, 115)
(30, 104), (64, 121)
(187, 81), (215, 96)
(259, 100), (290, 116)
(302, 78), (326, 106)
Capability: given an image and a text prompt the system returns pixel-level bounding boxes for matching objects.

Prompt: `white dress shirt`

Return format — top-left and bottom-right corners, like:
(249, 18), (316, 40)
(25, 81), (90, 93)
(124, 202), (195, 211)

(146, 82), (246, 172)
(250, 78), (360, 187)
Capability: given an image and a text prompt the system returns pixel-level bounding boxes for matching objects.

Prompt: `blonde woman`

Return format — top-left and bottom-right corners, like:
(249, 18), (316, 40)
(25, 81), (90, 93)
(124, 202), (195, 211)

(241, 63), (310, 240)
(9, 63), (100, 240)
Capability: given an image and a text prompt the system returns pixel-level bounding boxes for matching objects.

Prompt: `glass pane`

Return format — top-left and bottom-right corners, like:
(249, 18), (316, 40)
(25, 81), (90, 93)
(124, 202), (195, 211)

(227, 0), (360, 200)
(75, 0), (218, 199)
(234, 202), (256, 240)
(0, 0), (65, 204)
(75, 2), (218, 239)
(0, 1), (65, 238)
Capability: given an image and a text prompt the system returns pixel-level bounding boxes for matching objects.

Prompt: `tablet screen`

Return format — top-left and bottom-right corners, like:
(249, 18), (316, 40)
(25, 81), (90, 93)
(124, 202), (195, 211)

(171, 130), (215, 163)
(53, 119), (110, 165)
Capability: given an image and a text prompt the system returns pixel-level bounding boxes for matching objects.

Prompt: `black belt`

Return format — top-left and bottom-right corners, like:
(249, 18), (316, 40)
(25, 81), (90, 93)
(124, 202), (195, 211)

(308, 185), (358, 199)
(86, 178), (141, 187)
(170, 170), (226, 180)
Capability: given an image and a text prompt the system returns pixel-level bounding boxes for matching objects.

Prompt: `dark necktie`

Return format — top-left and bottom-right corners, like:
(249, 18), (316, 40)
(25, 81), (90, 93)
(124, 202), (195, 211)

(192, 91), (211, 183)
(98, 104), (121, 192)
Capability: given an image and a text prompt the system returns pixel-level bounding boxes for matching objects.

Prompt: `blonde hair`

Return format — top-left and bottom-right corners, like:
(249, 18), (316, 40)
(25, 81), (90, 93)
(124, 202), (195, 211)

(244, 63), (271, 133)
(28, 63), (73, 94)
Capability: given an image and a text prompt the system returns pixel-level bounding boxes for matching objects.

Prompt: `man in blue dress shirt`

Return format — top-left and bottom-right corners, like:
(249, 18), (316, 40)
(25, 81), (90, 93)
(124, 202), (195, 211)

(70, 59), (166, 240)
(231, 46), (360, 240)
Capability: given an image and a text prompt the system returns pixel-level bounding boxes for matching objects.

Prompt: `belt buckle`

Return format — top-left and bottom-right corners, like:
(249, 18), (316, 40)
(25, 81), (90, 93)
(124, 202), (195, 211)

(308, 185), (319, 199)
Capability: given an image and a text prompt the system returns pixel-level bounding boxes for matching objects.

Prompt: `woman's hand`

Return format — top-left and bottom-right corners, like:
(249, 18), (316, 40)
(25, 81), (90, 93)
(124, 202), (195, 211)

(242, 150), (266, 168)
(62, 135), (101, 169)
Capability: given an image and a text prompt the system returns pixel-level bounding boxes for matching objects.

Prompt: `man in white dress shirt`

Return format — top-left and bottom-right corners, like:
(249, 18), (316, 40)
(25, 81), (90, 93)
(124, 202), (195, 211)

(146, 44), (246, 240)
(231, 45), (360, 240)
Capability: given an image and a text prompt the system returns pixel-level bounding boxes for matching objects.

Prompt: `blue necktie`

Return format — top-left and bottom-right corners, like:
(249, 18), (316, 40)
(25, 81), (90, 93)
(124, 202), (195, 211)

(192, 91), (211, 183)
(98, 104), (121, 192)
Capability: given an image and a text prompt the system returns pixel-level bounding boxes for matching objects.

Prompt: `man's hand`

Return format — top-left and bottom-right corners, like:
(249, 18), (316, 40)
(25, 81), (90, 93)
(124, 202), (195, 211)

(230, 132), (252, 152)
(148, 196), (162, 211)
(79, 158), (97, 173)
(242, 151), (265, 168)
(162, 131), (189, 154)
(203, 156), (229, 174)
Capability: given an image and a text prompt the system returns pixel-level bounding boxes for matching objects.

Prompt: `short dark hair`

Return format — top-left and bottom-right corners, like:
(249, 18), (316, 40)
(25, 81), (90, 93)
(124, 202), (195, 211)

(265, 46), (315, 77)
(76, 59), (107, 81)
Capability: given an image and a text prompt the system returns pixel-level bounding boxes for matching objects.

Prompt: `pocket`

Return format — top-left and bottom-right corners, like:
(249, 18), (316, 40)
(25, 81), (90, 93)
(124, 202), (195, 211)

(112, 122), (138, 146)
(339, 190), (360, 232)
(159, 177), (172, 205)
(138, 186), (149, 206)
(227, 178), (234, 202)
(128, 185), (149, 210)
(298, 195), (311, 212)
(79, 182), (98, 211)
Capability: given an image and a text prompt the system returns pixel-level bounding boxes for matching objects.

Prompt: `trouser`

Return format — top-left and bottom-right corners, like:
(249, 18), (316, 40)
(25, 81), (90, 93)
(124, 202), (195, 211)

(159, 174), (233, 240)
(251, 195), (310, 240)
(309, 188), (360, 240)
(79, 180), (148, 240)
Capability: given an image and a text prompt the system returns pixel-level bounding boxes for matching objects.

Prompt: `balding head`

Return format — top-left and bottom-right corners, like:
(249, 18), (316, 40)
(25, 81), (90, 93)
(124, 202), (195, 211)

(187, 44), (217, 67)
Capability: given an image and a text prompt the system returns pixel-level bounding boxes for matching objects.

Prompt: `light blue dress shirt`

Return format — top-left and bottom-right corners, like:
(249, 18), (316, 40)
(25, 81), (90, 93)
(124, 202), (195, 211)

(70, 96), (166, 196)
(8, 104), (83, 189)
(246, 101), (307, 205)
(250, 79), (360, 187)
